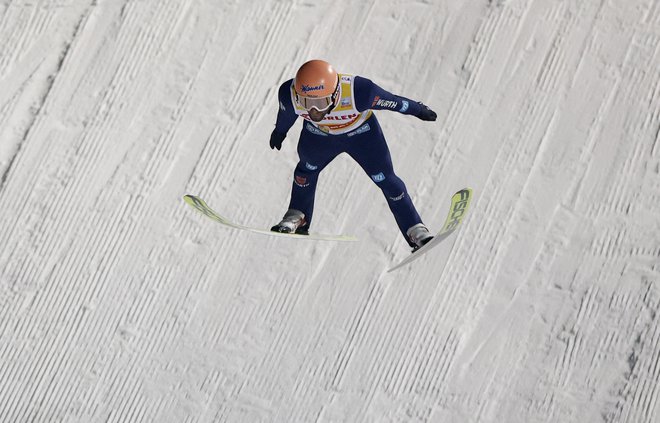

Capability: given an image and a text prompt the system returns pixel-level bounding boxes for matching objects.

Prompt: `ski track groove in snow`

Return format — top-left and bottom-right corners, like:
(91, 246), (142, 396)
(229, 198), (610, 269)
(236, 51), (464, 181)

(0, 0), (659, 422)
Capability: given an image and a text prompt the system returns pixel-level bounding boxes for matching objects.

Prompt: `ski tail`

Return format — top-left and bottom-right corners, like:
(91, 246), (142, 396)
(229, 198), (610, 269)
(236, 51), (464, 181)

(184, 195), (232, 225)
(387, 188), (473, 272)
(439, 188), (472, 235)
(183, 194), (358, 241)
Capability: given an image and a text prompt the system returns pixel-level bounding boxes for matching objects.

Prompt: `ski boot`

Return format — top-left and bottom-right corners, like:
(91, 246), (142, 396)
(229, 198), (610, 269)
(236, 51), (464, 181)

(270, 209), (310, 235)
(407, 223), (433, 252)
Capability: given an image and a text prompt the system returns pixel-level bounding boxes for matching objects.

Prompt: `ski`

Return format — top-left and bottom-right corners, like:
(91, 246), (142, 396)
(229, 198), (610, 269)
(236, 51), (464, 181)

(388, 188), (472, 272)
(183, 195), (358, 242)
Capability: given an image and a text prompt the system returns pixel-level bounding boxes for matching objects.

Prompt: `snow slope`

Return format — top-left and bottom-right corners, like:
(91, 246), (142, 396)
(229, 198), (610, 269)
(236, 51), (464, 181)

(0, 0), (659, 422)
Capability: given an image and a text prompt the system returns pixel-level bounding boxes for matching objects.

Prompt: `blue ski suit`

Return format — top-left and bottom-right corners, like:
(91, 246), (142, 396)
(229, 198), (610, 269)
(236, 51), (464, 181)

(272, 74), (434, 246)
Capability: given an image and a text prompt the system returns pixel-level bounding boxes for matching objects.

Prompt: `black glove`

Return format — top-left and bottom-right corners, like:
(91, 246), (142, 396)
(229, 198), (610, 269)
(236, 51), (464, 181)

(416, 102), (437, 121)
(270, 130), (286, 150)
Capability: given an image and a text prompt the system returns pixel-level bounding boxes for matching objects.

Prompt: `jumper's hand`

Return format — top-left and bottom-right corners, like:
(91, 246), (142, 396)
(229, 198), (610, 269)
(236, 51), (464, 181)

(416, 103), (437, 121)
(270, 130), (286, 150)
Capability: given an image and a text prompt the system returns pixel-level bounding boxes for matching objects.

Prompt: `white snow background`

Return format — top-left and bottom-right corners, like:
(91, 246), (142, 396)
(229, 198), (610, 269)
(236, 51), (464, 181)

(1, 0), (659, 422)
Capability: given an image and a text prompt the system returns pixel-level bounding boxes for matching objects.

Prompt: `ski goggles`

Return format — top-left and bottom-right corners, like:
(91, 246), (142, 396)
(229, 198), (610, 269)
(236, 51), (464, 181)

(295, 82), (340, 112)
(296, 94), (334, 112)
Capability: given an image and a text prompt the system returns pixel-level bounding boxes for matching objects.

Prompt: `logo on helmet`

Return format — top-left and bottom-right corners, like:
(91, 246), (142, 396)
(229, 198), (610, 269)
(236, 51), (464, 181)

(301, 84), (325, 94)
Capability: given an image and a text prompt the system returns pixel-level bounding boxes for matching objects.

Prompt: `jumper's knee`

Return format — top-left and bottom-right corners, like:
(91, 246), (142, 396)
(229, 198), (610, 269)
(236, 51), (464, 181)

(293, 162), (322, 188)
(370, 172), (407, 199)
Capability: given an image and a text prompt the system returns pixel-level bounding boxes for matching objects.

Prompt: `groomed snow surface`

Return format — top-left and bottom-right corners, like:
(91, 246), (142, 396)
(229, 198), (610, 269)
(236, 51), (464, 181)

(1, 0), (659, 422)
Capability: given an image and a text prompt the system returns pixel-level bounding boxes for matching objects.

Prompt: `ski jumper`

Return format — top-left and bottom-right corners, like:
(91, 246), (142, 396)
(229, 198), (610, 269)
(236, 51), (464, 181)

(274, 74), (426, 247)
